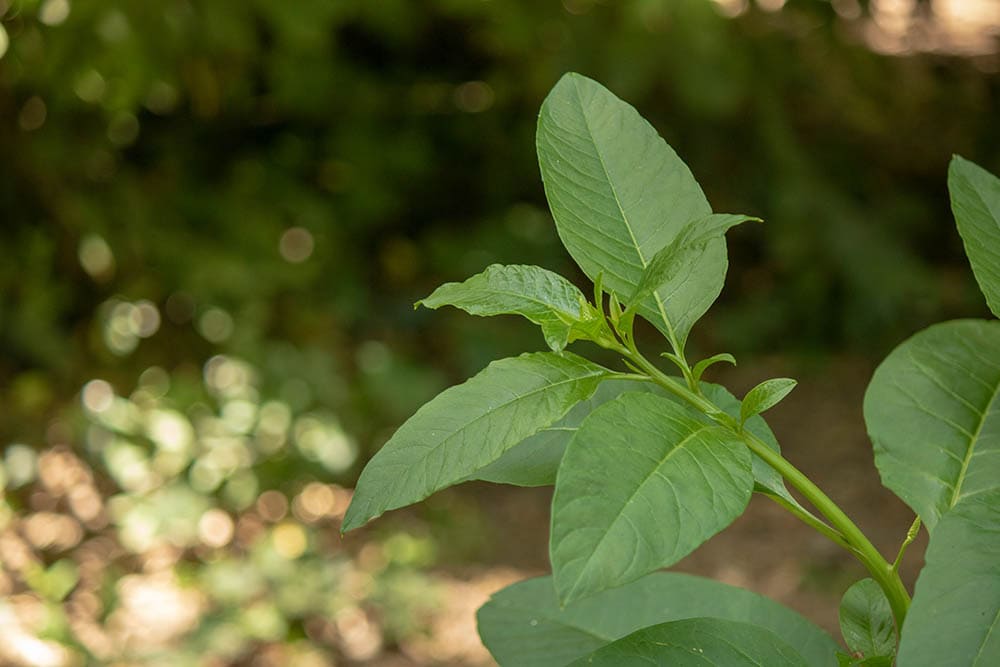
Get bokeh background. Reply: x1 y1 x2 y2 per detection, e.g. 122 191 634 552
1 0 998 665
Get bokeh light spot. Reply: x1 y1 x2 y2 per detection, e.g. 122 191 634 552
81 380 114 414
198 308 234 343
77 234 114 280
279 227 314 263
38 0 71 26
453 81 494 113
271 522 307 560
256 490 288 523
19 97 47 132
5 445 38 488
198 509 234 548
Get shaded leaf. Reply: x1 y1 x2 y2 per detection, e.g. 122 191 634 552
416 263 591 351
740 378 797 424
536 72 722 349
567 617 809 666
476 572 839 667
863 319 1000 531
692 353 737 383
550 392 752 603
949 156 1000 318
839 578 895 661
897 490 1000 666
342 352 612 531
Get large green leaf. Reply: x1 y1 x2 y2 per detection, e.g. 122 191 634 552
471 378 661 487
416 263 593 352
839 578 895 661
476 572 839 667
536 72 723 349
550 392 753 603
863 319 1000 531
567 617 809 666
949 156 1000 318
342 352 613 531
897 490 1000 666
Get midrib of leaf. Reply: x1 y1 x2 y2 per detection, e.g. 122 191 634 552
564 422 710 599
973 605 1000 666
950 378 1000 508
458 286 576 315
569 78 680 350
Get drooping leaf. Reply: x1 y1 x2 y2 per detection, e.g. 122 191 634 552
949 156 1000 318
740 378 797 424
476 572 839 667
630 214 760 309
416 264 593 352
536 72 724 349
839 579 895 661
550 392 753 603
692 353 737 383
897 490 1000 666
863 319 1000 531
471 378 660 487
342 352 613 531
567 617 809 667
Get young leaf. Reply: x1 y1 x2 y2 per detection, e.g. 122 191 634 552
949 156 1000 318
863 319 1000 531
550 392 753 604
341 352 613 531
692 353 737 383
476 572 839 667
536 73 724 349
470 378 660 487
838 579 895 661
629 214 760 309
740 378 797 424
896 490 1000 666
416 264 590 352
699 383 807 514
567 618 809 667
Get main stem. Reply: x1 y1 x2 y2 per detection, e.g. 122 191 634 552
620 344 911 630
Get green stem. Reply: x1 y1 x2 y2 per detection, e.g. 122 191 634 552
624 346 911 630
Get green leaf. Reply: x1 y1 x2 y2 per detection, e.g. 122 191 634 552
863 319 1000 531
692 353 737 383
839 579 895 661
471 378 659 487
476 572 839 667
897 490 1000 666
550 392 753 603
949 156 1000 318
567 617 809 666
740 378 797 424
630 214 760 309
416 264 592 352
536 73 723 349
342 352 613 531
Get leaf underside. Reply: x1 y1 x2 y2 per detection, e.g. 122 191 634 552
537 73 723 348
476 572 839 667
550 392 753 603
863 319 1000 531
342 351 612 531
417 263 589 351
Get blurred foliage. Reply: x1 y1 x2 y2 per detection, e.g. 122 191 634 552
0 0 998 664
